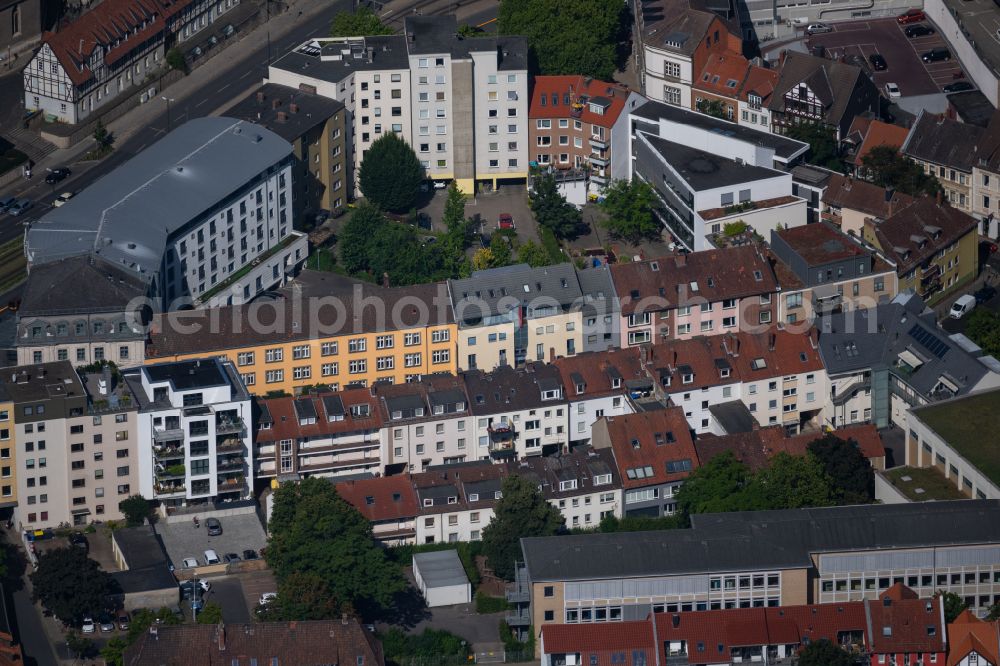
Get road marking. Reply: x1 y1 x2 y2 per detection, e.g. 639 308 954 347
195 98 209 108
240 71 252 79
219 83 230 91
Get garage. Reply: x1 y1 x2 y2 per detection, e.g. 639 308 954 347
412 550 471 608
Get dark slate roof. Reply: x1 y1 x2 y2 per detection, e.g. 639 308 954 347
902 110 984 171
463 363 565 415
639 0 740 56
948 90 996 128
143 358 227 391
111 565 177 594
221 83 345 143
402 15 528 69
269 35 411 83
19 255 148 317
769 52 864 128
522 500 1000 581
708 400 755 434
449 263 584 320
974 109 1000 172
637 132 786 190
112 525 170 570
871 197 978 275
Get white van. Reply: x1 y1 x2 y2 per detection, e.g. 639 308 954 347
204 549 221 565
950 294 977 319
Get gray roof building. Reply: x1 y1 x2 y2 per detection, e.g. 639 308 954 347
19 256 148 317
903 110 984 172
449 263 585 323
638 133 787 190
221 82 345 144
269 34 411 83
463 363 566 415
403 15 528 70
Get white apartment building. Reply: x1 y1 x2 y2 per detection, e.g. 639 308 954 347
125 358 253 508
25 118 308 311
553 348 647 446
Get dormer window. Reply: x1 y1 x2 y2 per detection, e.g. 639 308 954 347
720 368 730 378
447 496 458 504
682 373 694 384
415 407 425 417
423 498 433 507
593 473 611 486
433 405 444 415
469 493 479 502
541 389 560 400
576 383 585 394
611 378 622 389
495 491 502 499
752 358 767 370
392 410 402 420
559 479 578 491
631 438 640 449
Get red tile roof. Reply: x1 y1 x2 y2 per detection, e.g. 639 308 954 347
724 327 825 379
775 221 870 264
335 475 418 523
597 407 699 489
528 75 631 127
696 424 886 471
866 585 946 655
541 620 655 660
948 610 1000 666
255 388 383 444
850 120 910 167
552 346 645 400
740 65 779 104
694 51 750 99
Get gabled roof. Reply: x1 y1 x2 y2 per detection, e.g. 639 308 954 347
463 363 566 415
903 110 984 171
865 585 946 654
739 65 778 104
335 474 418 523
528 76 631 127
18 255 148 317
551 347 645 400
822 174 915 219
541 621 656 662
449 263 584 320
847 119 910 168
254 388 382 444
947 610 1000 666
513 447 622 499
872 197 978 275
976 109 1000 173
694 52 750 99
770 52 865 127
596 407 698 489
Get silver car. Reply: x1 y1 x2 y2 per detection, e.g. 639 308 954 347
807 23 833 34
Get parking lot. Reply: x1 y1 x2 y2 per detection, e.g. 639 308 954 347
156 513 267 570
806 17 968 97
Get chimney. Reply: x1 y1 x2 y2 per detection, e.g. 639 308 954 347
289 102 299 114
216 622 226 651
548 347 555 362
885 186 894 202
341 613 350 625
672 614 680 628
256 91 265 103
674 254 686 268
768 333 776 351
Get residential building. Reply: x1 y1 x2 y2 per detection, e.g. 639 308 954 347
903 111 982 213
973 108 1000 238
124 358 253 509
736 64 778 133
621 100 808 250
376 374 472 473
948 610 1000 666
222 83 349 222
25 118 308 310
2 361 139 531
413 461 504 544
23 0 239 124
610 247 780 343
691 50 749 121
539 619 656 666
15 256 148 367
769 221 899 325
510 501 1000 648
822 173 915 236
515 446 623 530
862 196 979 300
267 15 529 195
0 582 20 666
864 583 947 666
590 407 697 517
464 362 567 460
769 52 880 141
574 264 620 354
122 619 385 665
696 423 887 471
146 274 457 394
335 475 418 546
254 388 382 481
791 163 836 225
842 117 910 180
904 388 1000 502
817 294 1000 429
0 389 13 517
528 75 634 191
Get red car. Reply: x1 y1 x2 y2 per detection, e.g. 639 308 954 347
497 213 515 230
897 8 925 24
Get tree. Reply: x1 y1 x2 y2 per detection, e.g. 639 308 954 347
330 6 393 37
785 122 841 171
599 179 660 242
442 183 467 233
498 0 624 79
457 24 484 38
516 240 553 267
66 631 96 659
259 572 348 621
119 494 154 526
696 99 727 119
489 234 512 267
267 477 405 617
93 119 109 147
750 452 835 510
358 133 424 213
963 309 1000 358
987 601 1000 621
939 591 967 623
472 248 497 271
31 548 115 626
862 145 941 196
807 434 875 504
481 475 563 580
722 221 748 237
196 602 223 624
530 173 582 239
796 638 854 666
101 637 129 666
381 628 472 663
676 452 758 519
165 47 187 73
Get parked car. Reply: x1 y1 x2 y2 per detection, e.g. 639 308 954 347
204 549 220 565
922 48 952 62
44 167 70 184
974 286 997 304
206 518 222 536
242 549 259 561
180 580 211 598
905 24 935 37
497 213 515 230
259 592 278 606
69 532 88 551
52 192 74 207
223 552 241 563
81 616 96 634
182 557 199 568
99 614 116 633
949 294 977 319
0 196 15 213
884 82 901 99
117 613 131 630
869 53 888 71
897 8 926 23
806 22 833 34
944 81 974 93
7 199 32 216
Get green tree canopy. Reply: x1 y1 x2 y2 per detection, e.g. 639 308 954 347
358 133 424 213
796 638 854 666
696 99 727 119
599 179 660 242
118 494 154 526
862 145 941 196
751 452 835 509
516 239 553 267
498 0 625 79
330 7 393 37
196 602 223 624
258 572 349 621
676 452 757 518
807 434 875 504
785 122 841 171
530 173 582 239
962 308 1000 358
481 475 563 580
939 591 968 623
31 548 115 626
266 477 405 617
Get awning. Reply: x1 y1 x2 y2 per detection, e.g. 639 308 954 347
71 508 91 516
936 374 960 393
812 283 842 300
898 349 924 369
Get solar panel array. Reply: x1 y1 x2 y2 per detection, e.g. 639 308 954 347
908 324 949 359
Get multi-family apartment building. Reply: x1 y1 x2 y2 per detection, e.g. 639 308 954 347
618 100 808 250
449 263 617 371
413 461 505 544
2 361 140 531
769 221 899 325
736 65 777 133
842 117 909 180
973 110 1000 239
267 15 528 194
903 111 982 214
818 294 1000 429
862 197 979 301
254 387 381 481
23 0 238 123
26 118 308 310
528 76 636 192
124 358 253 509
223 83 349 221
609 247 779 344
511 501 1000 648
0 389 14 517
691 51 748 122
335 474 418 546
15 256 148 367
769 52 879 141
821 173 915 236
146 274 457 394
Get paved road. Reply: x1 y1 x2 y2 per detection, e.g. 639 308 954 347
11 587 58 666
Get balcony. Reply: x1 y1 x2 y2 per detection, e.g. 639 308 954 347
217 437 244 452
589 136 608 150
215 416 245 435
589 153 609 167
155 464 186 481
216 476 246 493
505 608 531 626
506 562 530 602
154 482 185 497
216 456 244 472
153 444 185 460
153 426 184 442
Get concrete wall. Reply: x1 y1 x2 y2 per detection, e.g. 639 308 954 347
925 0 1000 106
874 471 911 503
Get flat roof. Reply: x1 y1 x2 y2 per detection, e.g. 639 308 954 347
521 500 1000 581
26 118 292 277
882 466 967 502
143 358 228 391
638 132 785 190
912 388 1000 487
221 83 345 143
413 549 469 588
112 525 170 570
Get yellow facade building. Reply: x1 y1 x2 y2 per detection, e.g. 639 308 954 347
0 396 15 510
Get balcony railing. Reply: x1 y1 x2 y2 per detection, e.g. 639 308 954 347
154 482 185 497
589 136 608 149
153 426 184 442
505 608 531 626
217 437 244 452
217 457 244 472
488 423 516 441
216 476 246 493
153 444 185 460
215 416 245 435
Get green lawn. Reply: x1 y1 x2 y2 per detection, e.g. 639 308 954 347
883 466 966 501
914 391 1000 487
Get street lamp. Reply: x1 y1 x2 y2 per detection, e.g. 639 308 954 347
162 96 175 132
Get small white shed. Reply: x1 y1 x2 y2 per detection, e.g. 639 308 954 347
412 550 471 607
